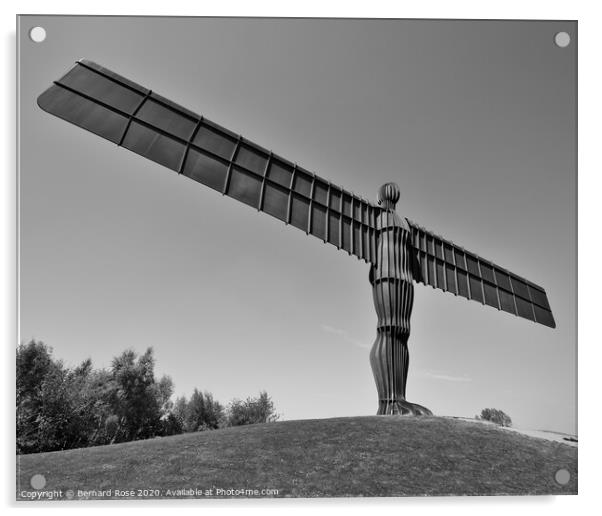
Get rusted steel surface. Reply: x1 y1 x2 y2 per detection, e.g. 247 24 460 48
369 183 432 415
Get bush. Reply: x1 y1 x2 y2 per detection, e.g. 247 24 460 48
476 408 512 427
226 391 279 427
175 389 224 432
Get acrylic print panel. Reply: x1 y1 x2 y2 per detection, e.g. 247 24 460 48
17 16 577 500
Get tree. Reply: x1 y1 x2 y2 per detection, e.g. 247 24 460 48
159 412 183 436
16 340 122 453
172 395 188 430
77 368 119 446
155 375 174 413
201 391 225 430
226 391 279 427
180 389 224 432
16 340 70 453
476 408 512 427
110 348 163 442
16 340 57 403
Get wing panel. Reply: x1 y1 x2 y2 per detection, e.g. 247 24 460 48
121 120 186 170
261 181 289 222
61 61 145 114
182 148 228 192
445 264 457 295
310 204 327 241
137 97 197 141
228 167 262 208
457 270 469 298
193 124 237 160
37 84 129 144
290 195 310 232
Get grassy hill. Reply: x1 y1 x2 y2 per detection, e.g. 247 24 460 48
16 416 577 499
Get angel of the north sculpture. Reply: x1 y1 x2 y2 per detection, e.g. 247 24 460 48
37 60 556 416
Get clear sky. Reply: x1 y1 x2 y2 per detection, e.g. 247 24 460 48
18 16 576 434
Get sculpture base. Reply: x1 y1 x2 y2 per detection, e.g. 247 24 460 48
376 399 432 416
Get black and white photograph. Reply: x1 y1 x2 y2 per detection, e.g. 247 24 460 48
16 15 577 501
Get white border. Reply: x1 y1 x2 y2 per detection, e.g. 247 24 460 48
3 1 599 515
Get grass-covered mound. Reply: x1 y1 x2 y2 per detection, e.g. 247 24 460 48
17 416 577 499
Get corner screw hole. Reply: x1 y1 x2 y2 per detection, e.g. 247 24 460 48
29 26 46 43
554 32 570 48
30 474 46 490
555 468 570 485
